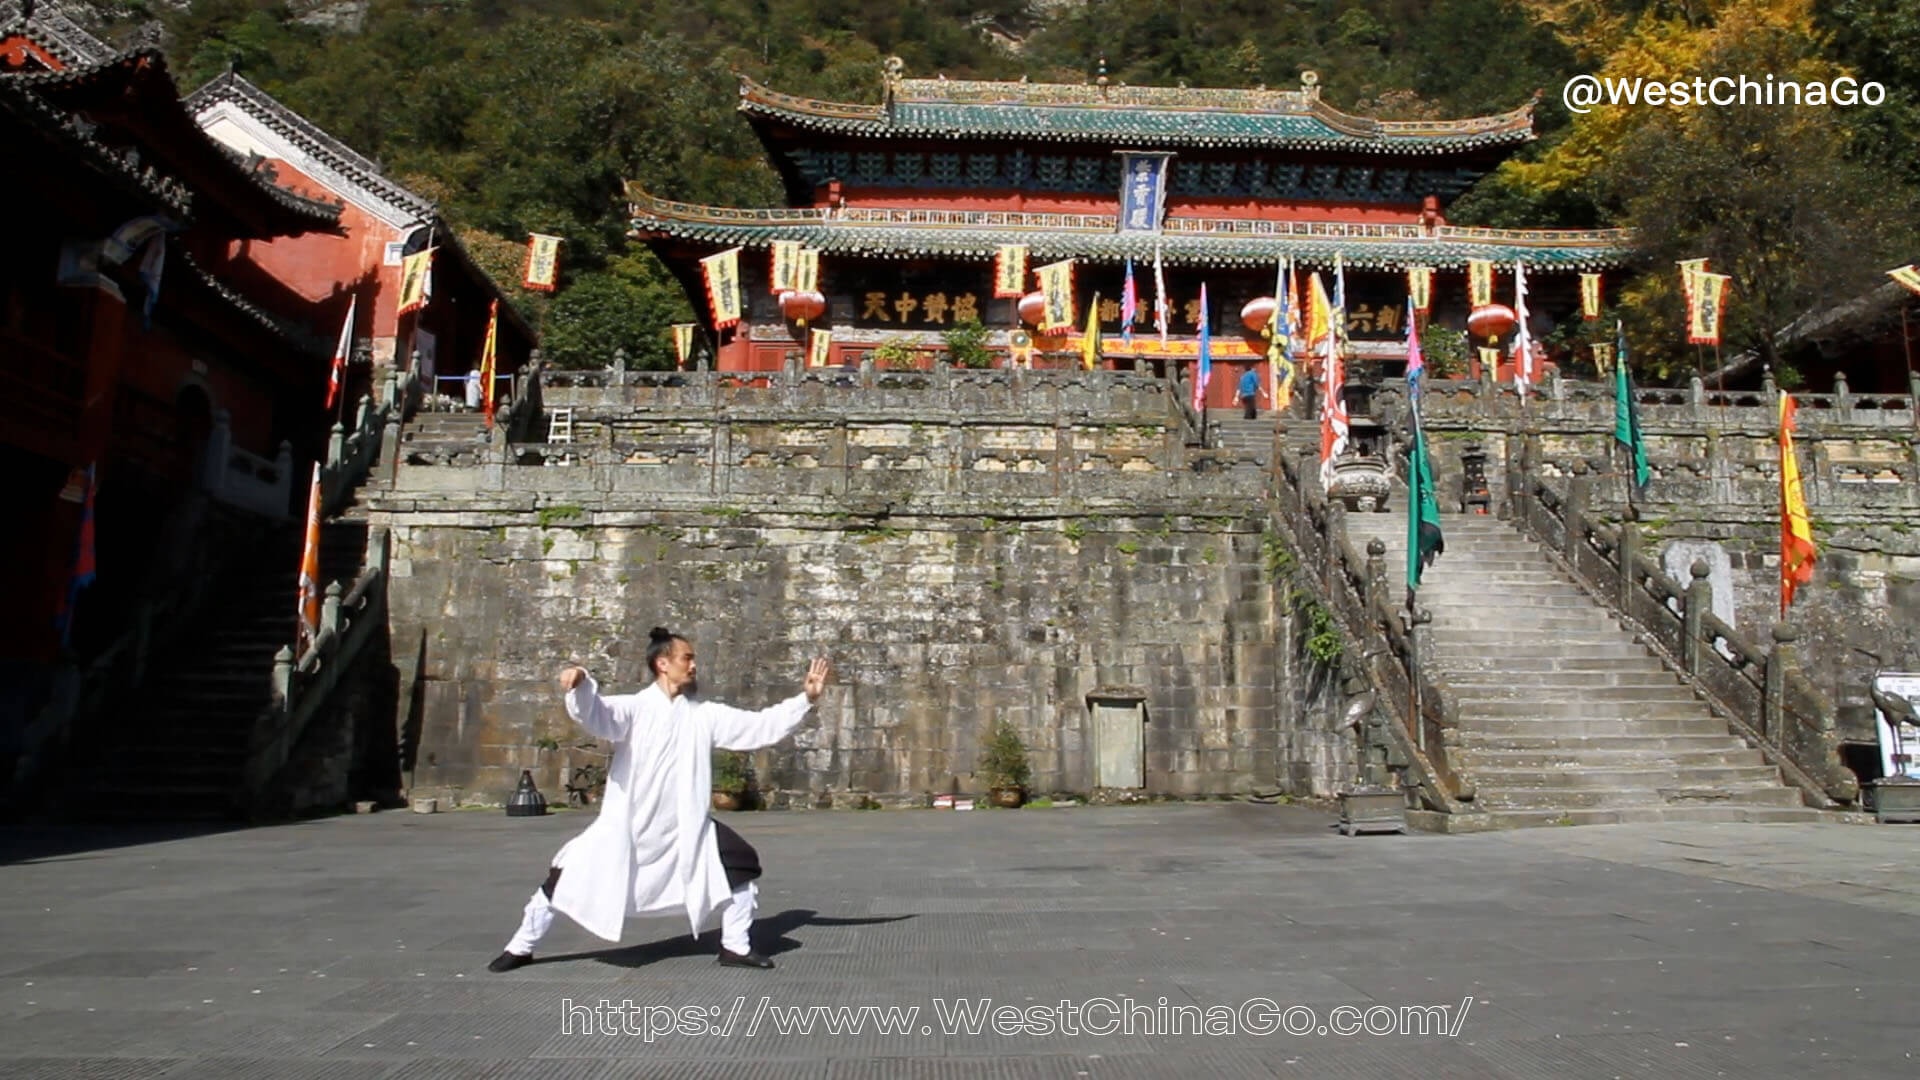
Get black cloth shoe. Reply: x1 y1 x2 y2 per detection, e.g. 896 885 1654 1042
488 951 533 973
717 947 774 969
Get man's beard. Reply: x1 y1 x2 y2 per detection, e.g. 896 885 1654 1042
683 676 698 697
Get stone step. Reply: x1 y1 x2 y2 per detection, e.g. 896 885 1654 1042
1437 655 1673 673
1464 764 1785 789
1433 632 1646 647
1454 700 1710 722
1452 684 1698 704
1445 670 1683 688
1426 804 1826 829
1463 715 1731 737
1427 614 1621 632
1454 747 1766 769
1453 733 1748 752
1474 785 1806 811
1417 592 1594 607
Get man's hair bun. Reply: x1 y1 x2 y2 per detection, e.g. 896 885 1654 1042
649 627 674 643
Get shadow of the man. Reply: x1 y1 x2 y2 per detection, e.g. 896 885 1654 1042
540 908 916 969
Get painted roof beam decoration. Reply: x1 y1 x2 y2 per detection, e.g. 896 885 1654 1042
627 184 1632 272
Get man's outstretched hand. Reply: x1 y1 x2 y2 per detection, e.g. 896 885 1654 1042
803 657 832 703
559 666 586 692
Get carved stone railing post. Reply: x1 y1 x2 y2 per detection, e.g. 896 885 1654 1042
321 580 343 637
1324 498 1348 595
1616 513 1641 612
328 421 346 468
272 645 293 709
1764 622 1797 746
1682 560 1711 676
1833 370 1853 420
1501 431 1523 519
1364 539 1387 612
1565 460 1591 559
611 347 627 385
1404 605 1433 753
1688 374 1706 416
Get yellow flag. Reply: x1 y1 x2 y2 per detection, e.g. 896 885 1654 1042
522 234 561 292
479 299 498 429
671 323 695 370
1888 264 1920 297
1778 393 1816 616
1687 272 1730 345
700 248 743 329
1306 273 1331 349
1080 292 1102 370
397 247 435 315
1590 341 1614 376
1467 259 1492 308
1035 258 1075 331
1407 266 1433 313
1478 346 1501 377
1580 273 1602 320
994 245 1028 298
808 328 832 368
795 248 820 293
771 241 802 293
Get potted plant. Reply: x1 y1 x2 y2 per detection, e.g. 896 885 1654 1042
711 749 750 811
978 717 1031 808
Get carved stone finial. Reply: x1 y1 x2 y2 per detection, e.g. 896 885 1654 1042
1571 459 1589 476
1367 539 1386 557
1690 559 1710 580
1773 623 1799 643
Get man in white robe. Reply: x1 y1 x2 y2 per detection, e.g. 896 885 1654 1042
489 628 830 971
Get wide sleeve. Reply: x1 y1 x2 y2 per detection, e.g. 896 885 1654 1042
701 693 815 751
564 672 632 742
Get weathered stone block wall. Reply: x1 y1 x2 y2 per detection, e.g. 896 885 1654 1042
383 506 1279 807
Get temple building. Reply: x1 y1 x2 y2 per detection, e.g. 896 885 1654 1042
0 42 344 680
629 61 1632 405
188 70 536 400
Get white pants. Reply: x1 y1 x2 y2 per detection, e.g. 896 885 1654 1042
503 880 758 956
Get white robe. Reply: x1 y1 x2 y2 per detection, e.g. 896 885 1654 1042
550 674 814 942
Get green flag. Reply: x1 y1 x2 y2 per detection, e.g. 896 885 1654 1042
1611 322 1650 491
1407 405 1444 588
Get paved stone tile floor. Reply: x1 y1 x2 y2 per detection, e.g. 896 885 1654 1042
1 804 1916 1079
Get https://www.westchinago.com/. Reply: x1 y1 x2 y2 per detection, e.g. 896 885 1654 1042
558 995 1473 1042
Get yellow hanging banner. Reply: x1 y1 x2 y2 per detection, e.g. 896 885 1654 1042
794 248 820 294
1687 272 1730 345
397 247 435 316
994 245 1029 298
1580 273 1603 320
770 241 802 293
807 328 832 368
671 323 695 369
700 247 744 329
1677 258 1710 304
522 234 562 291
1590 341 1614 376
1035 258 1075 331
1407 266 1433 314
1887 264 1920 297
1467 259 1492 308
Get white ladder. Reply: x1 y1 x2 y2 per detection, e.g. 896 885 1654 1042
547 408 574 444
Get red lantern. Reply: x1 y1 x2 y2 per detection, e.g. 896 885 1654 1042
779 290 826 323
1467 303 1517 341
1241 296 1277 334
1018 291 1047 328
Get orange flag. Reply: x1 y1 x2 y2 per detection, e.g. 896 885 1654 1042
480 300 499 429
1778 393 1816 616
295 463 322 652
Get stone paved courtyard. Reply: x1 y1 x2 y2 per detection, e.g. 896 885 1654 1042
1 803 1916 1079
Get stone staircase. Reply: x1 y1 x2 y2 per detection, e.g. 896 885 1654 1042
54 520 368 820
1205 410 1274 467
1344 511 1822 827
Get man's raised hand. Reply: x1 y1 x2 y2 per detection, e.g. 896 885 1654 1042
803 657 832 703
558 666 586 692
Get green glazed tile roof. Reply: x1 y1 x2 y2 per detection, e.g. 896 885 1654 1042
739 76 1536 154
627 187 1632 272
